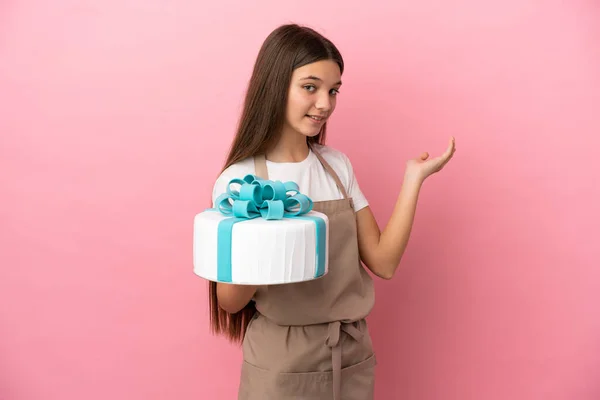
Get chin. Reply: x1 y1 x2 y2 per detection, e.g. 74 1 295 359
304 129 322 138
300 124 324 138
292 126 321 138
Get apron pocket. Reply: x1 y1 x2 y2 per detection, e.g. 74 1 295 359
238 354 376 400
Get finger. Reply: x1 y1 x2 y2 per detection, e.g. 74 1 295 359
445 136 455 156
421 152 429 160
439 137 455 161
439 147 456 168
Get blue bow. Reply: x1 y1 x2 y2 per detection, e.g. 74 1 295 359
209 174 326 283
214 174 313 220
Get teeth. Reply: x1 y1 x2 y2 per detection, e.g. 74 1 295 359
310 116 322 121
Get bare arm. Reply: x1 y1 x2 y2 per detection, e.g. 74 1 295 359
216 283 258 314
356 176 422 279
357 137 456 280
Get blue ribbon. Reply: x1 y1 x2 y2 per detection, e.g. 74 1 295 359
209 174 326 282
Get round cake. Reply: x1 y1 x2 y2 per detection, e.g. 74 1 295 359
193 210 329 285
193 174 329 285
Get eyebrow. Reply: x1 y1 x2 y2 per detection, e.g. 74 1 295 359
300 75 342 85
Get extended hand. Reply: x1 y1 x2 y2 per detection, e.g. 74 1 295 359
406 136 456 182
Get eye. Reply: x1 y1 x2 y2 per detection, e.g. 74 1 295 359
303 84 316 92
330 88 340 96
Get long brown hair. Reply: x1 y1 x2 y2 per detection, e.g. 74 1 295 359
209 24 344 343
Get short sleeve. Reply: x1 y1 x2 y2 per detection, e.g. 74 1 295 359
342 154 369 212
211 172 232 208
211 157 255 207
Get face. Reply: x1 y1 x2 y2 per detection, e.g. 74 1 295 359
283 60 342 138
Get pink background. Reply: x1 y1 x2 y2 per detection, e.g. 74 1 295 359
2 1 599 399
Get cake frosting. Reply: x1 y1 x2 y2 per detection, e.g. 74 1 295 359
193 174 329 285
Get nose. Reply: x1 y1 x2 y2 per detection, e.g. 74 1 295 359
315 91 332 113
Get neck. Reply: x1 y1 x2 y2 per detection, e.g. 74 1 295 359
266 126 311 163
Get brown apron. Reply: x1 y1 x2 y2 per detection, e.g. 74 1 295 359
238 144 377 400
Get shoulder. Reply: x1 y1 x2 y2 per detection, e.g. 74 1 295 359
211 157 255 205
312 143 369 212
312 144 355 175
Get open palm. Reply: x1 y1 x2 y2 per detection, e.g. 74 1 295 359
406 137 456 181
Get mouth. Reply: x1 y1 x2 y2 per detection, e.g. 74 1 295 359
306 115 326 123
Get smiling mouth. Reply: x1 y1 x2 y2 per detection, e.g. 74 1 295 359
307 115 325 122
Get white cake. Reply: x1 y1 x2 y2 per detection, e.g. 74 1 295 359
193 174 329 285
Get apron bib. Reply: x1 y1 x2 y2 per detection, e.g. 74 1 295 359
238 144 376 400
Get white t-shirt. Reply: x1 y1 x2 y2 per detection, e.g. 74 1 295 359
212 144 369 212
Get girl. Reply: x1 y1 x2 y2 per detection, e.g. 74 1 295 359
208 24 455 400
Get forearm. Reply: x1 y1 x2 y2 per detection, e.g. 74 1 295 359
216 283 258 314
376 175 423 277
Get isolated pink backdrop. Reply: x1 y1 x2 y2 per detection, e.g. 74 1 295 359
1 1 599 399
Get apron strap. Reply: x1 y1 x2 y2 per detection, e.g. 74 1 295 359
253 153 268 180
308 142 349 200
252 143 349 200
326 321 364 400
